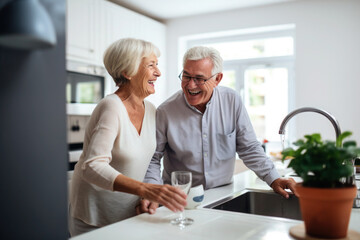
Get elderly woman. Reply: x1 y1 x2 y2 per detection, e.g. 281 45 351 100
69 38 187 236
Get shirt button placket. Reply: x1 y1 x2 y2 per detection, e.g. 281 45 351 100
202 115 209 187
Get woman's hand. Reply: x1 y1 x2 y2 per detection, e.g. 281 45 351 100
138 183 187 213
112 174 187 214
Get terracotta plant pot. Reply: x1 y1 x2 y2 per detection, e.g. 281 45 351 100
295 183 357 239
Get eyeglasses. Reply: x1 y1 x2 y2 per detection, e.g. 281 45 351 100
178 71 218 85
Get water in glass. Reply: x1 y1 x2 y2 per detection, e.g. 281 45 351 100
170 171 194 228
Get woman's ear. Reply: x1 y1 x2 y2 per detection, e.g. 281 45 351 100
122 73 132 80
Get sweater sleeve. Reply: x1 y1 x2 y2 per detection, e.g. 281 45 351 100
80 101 121 191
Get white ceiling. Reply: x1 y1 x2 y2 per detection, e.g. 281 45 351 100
110 0 297 22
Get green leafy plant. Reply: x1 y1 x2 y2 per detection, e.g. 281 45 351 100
282 131 360 188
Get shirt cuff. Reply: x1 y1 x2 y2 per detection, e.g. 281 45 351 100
263 168 281 186
144 178 163 185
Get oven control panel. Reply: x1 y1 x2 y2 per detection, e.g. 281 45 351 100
67 115 90 144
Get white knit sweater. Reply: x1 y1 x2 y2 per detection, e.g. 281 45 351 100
69 94 156 227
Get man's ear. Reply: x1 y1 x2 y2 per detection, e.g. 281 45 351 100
214 73 223 86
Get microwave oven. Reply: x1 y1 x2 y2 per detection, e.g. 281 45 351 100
66 61 106 104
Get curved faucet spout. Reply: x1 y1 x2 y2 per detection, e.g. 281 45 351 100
278 107 341 139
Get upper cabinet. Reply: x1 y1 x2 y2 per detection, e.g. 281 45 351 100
66 0 102 64
99 1 167 103
66 0 166 69
100 1 166 54
66 0 167 108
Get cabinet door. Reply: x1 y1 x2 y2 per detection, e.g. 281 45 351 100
100 1 166 104
67 0 100 64
100 1 135 52
100 1 165 59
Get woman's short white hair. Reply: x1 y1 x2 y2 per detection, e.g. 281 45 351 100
103 38 160 87
183 46 223 74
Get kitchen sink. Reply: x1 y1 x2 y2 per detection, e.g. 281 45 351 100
204 190 302 220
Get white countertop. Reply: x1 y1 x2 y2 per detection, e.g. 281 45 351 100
71 171 360 240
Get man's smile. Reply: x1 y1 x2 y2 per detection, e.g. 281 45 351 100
187 89 201 96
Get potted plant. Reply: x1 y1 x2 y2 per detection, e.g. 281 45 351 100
282 131 360 239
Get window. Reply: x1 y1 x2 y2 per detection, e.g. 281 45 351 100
243 67 289 142
184 25 295 147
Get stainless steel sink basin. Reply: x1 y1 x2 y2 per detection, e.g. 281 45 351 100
204 190 302 220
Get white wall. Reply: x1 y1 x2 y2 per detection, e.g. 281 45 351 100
165 0 360 143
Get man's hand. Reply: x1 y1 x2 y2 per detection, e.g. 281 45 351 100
136 199 159 215
270 178 297 198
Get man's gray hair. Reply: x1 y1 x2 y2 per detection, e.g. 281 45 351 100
183 46 223 74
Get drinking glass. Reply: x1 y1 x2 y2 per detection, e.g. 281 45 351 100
170 171 194 227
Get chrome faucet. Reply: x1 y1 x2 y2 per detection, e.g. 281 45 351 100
278 107 341 140
279 107 358 188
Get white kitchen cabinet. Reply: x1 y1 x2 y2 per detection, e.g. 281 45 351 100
67 0 167 106
100 1 165 49
99 0 167 100
98 1 167 105
67 0 166 68
66 0 102 65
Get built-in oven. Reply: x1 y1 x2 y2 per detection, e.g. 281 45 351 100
66 60 106 104
66 61 107 170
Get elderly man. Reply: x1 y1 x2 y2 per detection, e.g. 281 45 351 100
137 46 295 215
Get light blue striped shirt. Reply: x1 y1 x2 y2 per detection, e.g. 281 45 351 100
144 86 280 189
